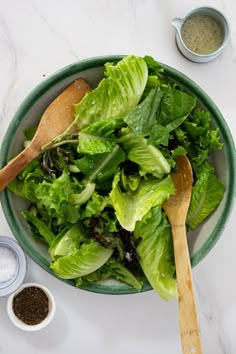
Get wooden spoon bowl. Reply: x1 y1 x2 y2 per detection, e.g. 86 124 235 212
0 79 91 191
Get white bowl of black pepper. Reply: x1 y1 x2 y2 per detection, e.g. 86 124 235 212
7 282 56 331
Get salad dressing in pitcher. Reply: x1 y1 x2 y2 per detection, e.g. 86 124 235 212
181 14 224 55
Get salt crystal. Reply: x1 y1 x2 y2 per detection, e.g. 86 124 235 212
0 246 17 283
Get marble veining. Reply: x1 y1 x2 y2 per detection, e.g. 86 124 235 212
0 17 18 140
31 3 80 62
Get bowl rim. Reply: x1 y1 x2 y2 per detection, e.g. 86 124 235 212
0 55 235 294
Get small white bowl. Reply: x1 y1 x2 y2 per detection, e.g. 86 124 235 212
7 282 56 331
0 236 27 297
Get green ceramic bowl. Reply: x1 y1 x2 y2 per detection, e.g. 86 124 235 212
0 56 235 294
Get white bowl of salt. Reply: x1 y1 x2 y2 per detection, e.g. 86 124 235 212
0 236 27 297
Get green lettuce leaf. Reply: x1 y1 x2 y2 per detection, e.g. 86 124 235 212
74 55 148 129
75 268 111 287
49 223 87 259
174 109 223 174
187 166 225 229
119 128 170 178
33 171 85 224
144 56 164 75
74 145 126 188
82 193 109 219
77 117 125 154
110 172 175 231
102 258 143 290
134 206 177 300
121 169 140 192
22 210 56 246
124 87 163 136
78 132 116 154
8 159 46 202
147 124 169 146
81 116 125 136
158 87 197 126
51 241 113 279
70 182 95 205
75 258 143 290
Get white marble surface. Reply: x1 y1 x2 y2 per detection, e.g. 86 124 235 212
0 0 236 353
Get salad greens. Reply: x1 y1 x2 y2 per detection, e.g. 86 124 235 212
8 55 224 300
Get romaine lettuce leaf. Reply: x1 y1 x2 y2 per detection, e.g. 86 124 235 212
119 128 170 178
74 55 148 129
121 169 140 192
134 206 177 300
50 241 113 279
77 117 125 154
70 182 95 205
78 132 116 154
49 223 87 258
82 116 125 136
110 172 175 231
75 258 143 290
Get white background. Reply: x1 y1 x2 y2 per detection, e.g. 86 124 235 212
0 1 235 353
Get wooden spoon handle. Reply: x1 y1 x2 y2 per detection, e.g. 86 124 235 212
0 145 39 192
171 224 203 354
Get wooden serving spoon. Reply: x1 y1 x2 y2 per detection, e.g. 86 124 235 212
163 155 203 354
0 78 91 192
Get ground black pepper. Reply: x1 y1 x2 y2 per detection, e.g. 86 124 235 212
12 286 49 325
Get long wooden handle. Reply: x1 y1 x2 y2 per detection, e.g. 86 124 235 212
172 224 203 354
0 145 39 192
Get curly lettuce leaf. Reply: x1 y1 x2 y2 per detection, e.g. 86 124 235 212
8 159 47 202
134 205 177 300
74 55 148 129
33 171 89 224
82 192 109 219
174 109 223 174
